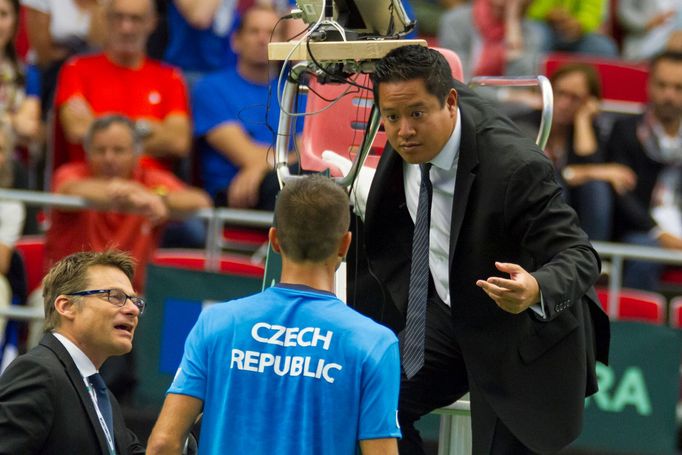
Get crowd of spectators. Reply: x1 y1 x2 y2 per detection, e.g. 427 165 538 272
0 0 681 315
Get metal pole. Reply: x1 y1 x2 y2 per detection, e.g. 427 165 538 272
468 75 554 150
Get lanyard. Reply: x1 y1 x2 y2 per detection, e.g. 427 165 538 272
87 383 117 455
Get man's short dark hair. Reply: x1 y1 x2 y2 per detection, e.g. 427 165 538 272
234 4 278 34
83 114 141 154
274 175 350 262
650 50 682 72
372 45 453 107
550 63 602 99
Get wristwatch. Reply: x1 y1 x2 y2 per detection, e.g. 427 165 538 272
134 119 153 139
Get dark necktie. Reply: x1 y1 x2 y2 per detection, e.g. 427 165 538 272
89 373 114 443
401 163 433 379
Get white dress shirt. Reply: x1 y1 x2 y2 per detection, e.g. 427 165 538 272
403 110 461 307
402 110 546 316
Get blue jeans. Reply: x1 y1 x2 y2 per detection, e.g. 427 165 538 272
621 231 665 292
567 180 613 241
161 217 207 249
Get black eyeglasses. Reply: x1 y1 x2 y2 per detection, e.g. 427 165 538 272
67 289 146 315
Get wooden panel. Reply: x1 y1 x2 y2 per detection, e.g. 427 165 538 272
268 39 427 61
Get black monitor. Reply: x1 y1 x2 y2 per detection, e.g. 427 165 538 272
296 0 413 38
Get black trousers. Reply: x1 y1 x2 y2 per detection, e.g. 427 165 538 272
397 295 539 455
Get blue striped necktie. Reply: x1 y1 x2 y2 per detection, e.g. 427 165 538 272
401 163 433 379
89 373 114 444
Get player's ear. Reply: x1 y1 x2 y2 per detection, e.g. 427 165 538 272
338 232 352 258
269 227 282 254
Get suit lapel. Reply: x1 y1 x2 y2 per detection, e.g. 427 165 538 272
448 106 479 268
41 334 112 454
366 145 407 229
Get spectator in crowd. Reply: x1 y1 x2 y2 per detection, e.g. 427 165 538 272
165 0 296 88
439 0 542 81
192 4 301 210
0 0 40 143
55 0 190 174
607 51 682 291
515 63 636 240
0 123 24 338
147 175 401 455
21 0 107 115
44 114 210 292
0 250 146 454
527 0 619 57
617 0 682 62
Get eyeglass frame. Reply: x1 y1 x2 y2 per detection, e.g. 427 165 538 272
66 288 146 315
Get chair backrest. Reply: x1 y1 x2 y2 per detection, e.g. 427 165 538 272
298 47 464 174
13 236 46 295
596 287 666 324
151 249 265 278
542 52 649 113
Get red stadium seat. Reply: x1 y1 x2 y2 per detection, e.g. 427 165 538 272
13 236 46 294
595 287 666 324
542 53 648 113
298 47 464 174
660 267 682 289
222 227 269 254
151 249 265 278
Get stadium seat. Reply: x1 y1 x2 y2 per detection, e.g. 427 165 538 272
660 267 682 290
13 236 45 295
298 46 464 174
222 226 269 255
542 53 648 113
669 296 682 329
151 249 265 278
595 287 666 324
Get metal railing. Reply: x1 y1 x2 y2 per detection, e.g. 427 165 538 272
0 188 273 275
592 241 682 319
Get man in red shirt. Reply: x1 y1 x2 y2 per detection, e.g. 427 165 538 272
45 114 210 290
54 0 190 173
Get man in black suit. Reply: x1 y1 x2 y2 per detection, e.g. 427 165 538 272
0 250 145 454
345 45 610 454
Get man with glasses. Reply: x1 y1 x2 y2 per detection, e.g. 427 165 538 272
0 250 146 454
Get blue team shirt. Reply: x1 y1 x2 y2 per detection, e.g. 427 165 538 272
169 285 401 454
164 1 237 73
164 0 297 73
192 67 304 198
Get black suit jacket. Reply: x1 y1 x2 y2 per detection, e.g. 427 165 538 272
606 114 664 238
0 333 144 455
360 82 610 453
